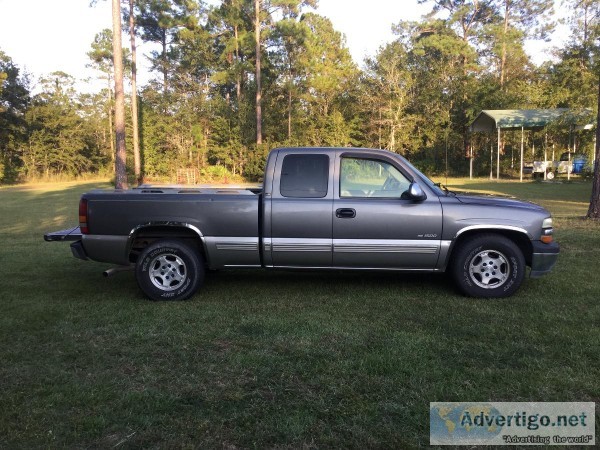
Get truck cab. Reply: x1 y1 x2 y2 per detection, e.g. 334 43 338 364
262 148 443 270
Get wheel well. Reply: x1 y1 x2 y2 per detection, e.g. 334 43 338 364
128 226 207 265
448 230 533 268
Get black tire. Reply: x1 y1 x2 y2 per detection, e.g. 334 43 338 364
135 239 204 301
451 234 525 298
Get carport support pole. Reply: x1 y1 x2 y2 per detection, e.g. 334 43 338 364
544 132 548 181
568 125 572 181
469 145 473 180
520 126 524 182
497 127 501 180
490 139 493 180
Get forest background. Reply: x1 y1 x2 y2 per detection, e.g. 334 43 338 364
0 0 598 185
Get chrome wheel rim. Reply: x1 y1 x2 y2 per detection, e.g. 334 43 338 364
468 250 509 289
148 254 187 291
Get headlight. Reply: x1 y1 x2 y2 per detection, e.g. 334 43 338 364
541 217 553 243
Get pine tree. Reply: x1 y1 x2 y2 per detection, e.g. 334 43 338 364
112 0 128 189
128 0 142 184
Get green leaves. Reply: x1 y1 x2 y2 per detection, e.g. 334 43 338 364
24 72 100 178
1 0 597 184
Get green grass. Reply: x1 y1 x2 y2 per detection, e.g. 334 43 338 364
1 178 599 448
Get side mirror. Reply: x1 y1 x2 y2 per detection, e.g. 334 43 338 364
408 182 427 202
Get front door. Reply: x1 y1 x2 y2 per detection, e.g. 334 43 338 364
333 153 443 269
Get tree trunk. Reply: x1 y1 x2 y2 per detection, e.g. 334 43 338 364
162 31 168 94
129 0 141 185
107 76 115 162
112 0 128 189
586 76 600 218
234 24 241 101
288 80 292 141
254 0 262 145
500 0 509 87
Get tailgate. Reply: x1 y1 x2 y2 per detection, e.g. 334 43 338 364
44 226 83 242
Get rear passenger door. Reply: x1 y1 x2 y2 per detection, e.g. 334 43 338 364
267 150 334 267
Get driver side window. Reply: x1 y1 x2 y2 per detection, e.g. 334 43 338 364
340 157 411 198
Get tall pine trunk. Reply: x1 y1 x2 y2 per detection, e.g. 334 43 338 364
500 0 509 88
586 76 600 218
107 76 114 162
162 31 168 94
234 24 242 101
255 0 262 145
129 0 141 185
288 82 292 140
112 0 128 189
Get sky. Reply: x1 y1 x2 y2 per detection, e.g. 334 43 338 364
0 0 566 93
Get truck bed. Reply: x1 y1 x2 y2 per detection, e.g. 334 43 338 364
84 186 262 237
65 185 263 268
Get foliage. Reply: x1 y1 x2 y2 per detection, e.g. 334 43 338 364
0 50 30 182
24 73 107 178
0 0 598 184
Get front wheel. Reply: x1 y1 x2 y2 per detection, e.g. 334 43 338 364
451 234 525 298
135 239 204 301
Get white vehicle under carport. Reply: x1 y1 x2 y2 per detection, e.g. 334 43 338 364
525 152 588 180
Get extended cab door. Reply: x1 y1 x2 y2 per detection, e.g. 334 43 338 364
332 151 443 269
265 149 334 267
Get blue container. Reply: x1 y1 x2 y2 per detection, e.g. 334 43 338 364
572 158 586 174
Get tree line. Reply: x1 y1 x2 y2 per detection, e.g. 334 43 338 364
1 0 598 186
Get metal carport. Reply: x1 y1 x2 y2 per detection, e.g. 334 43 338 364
470 109 589 181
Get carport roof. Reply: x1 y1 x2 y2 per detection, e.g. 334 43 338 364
470 108 576 132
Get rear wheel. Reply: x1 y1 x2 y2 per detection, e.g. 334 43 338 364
451 234 525 298
135 239 204 301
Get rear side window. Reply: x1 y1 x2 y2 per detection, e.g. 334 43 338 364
280 154 329 198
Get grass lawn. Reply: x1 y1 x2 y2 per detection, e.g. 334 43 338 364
1 178 598 448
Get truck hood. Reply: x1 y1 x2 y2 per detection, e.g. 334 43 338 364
454 193 546 212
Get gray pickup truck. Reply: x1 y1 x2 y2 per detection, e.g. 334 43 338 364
45 147 559 300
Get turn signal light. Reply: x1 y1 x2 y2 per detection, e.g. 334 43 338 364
541 235 553 244
79 198 89 234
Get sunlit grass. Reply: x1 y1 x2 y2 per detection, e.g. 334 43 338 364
0 178 111 192
0 179 598 448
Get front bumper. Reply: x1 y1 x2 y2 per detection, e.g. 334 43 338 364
530 240 560 278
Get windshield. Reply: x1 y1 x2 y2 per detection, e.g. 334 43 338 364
396 155 445 196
